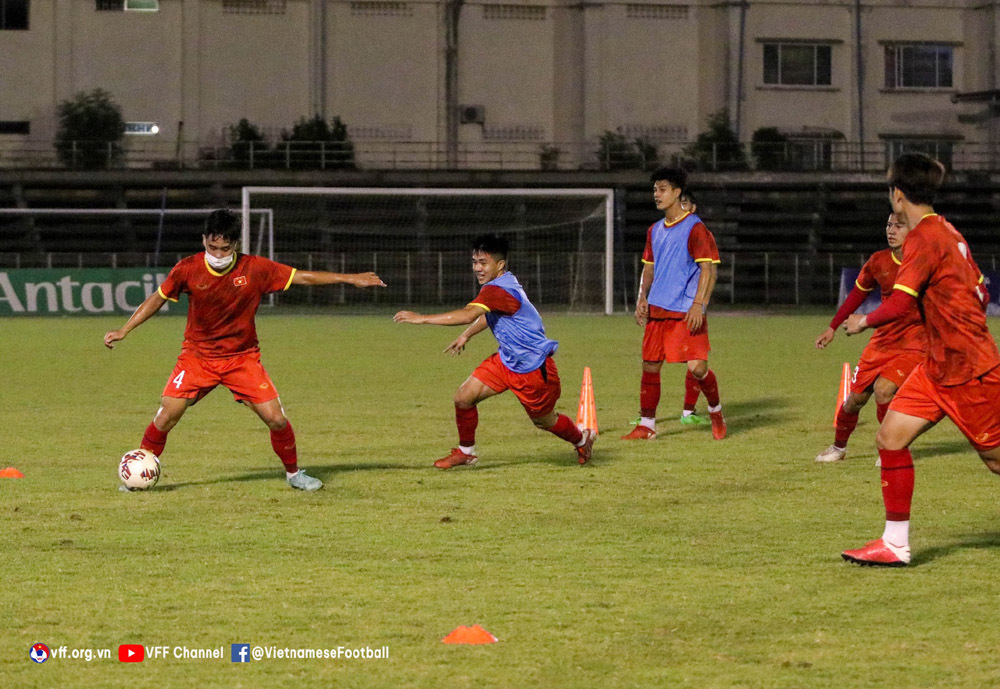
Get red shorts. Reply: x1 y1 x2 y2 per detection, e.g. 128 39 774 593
889 363 1000 451
642 317 710 363
850 347 924 396
472 353 561 418
162 350 279 405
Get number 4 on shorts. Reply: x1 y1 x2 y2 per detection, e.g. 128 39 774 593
173 370 186 389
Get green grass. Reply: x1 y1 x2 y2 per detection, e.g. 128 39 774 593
3 312 1000 688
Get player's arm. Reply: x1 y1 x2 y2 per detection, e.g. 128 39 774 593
291 270 385 288
635 262 654 326
844 289 916 335
818 284 871 348
103 291 167 349
393 304 483 326
685 261 716 332
444 314 490 355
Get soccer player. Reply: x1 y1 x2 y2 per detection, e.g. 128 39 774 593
393 234 595 468
103 209 386 491
840 153 998 566
622 167 726 441
812 213 926 463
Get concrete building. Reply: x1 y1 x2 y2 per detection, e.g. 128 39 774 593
0 0 998 169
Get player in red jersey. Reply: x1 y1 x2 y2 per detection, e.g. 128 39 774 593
813 213 926 463
622 169 726 441
840 153 998 566
103 210 385 491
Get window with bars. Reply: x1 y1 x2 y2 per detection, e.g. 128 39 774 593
483 5 545 20
886 139 954 168
625 4 687 20
0 121 30 134
1 0 28 27
223 0 286 13
884 44 953 89
763 43 832 86
350 1 412 16
96 0 158 10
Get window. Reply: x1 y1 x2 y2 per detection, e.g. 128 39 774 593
96 0 158 11
483 5 545 20
763 43 831 86
885 44 952 89
1 0 29 29
0 121 30 135
625 4 688 20
886 139 954 169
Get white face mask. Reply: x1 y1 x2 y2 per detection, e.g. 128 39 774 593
206 253 234 270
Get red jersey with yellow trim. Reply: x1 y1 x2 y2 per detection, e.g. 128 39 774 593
157 253 296 359
856 248 926 354
641 214 720 319
893 214 999 385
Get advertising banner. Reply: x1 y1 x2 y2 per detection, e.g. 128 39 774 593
0 269 187 316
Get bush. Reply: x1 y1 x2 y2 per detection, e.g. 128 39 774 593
595 130 660 171
751 127 791 171
54 89 126 170
684 109 748 171
277 115 355 170
228 118 270 167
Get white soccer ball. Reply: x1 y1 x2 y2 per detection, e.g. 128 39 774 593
118 449 161 491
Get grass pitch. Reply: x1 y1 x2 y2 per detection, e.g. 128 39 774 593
3 312 1000 688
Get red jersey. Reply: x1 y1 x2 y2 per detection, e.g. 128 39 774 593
856 248 926 354
892 214 1000 385
641 217 720 319
157 253 296 359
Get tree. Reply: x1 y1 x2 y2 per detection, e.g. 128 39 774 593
684 109 748 171
595 130 659 171
278 115 355 169
54 89 126 169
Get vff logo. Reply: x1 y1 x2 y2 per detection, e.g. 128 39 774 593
231 644 251 663
29 643 50 663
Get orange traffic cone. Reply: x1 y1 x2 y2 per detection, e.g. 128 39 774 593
0 467 24 478
834 362 851 427
576 366 598 434
442 624 498 644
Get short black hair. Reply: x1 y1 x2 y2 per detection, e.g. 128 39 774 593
471 234 509 262
887 153 946 206
650 166 688 192
204 209 241 242
680 190 697 206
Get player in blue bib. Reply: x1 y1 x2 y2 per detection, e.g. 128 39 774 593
394 234 595 468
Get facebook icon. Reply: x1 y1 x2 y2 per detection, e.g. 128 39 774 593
231 644 251 663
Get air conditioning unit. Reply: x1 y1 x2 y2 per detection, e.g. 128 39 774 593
459 105 486 125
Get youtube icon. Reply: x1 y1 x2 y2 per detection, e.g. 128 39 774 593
118 644 144 662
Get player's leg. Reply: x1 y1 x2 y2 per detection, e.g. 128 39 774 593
435 357 504 469
244 397 321 491
842 409 936 567
141 396 192 456
872 376 900 424
623 358 663 440
817 388 871 463
688 358 726 439
519 358 594 464
681 361 708 426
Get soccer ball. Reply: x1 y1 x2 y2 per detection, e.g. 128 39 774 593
118 449 161 491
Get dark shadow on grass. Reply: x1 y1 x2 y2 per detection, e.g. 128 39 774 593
911 531 1000 566
153 462 424 490
911 439 974 460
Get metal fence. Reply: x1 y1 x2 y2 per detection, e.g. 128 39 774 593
3 138 1000 172
5 249 997 308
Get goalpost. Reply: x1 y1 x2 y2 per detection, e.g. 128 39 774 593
241 187 616 314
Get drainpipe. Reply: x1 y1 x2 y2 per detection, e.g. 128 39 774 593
444 0 464 168
734 1 747 140
855 0 865 171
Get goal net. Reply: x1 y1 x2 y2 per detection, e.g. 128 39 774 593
241 187 615 314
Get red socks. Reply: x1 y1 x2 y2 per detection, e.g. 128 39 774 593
876 403 889 424
697 369 721 408
640 371 661 418
270 421 298 473
141 422 168 457
456 405 478 447
545 413 584 446
683 371 700 411
879 448 914 521
834 408 859 448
